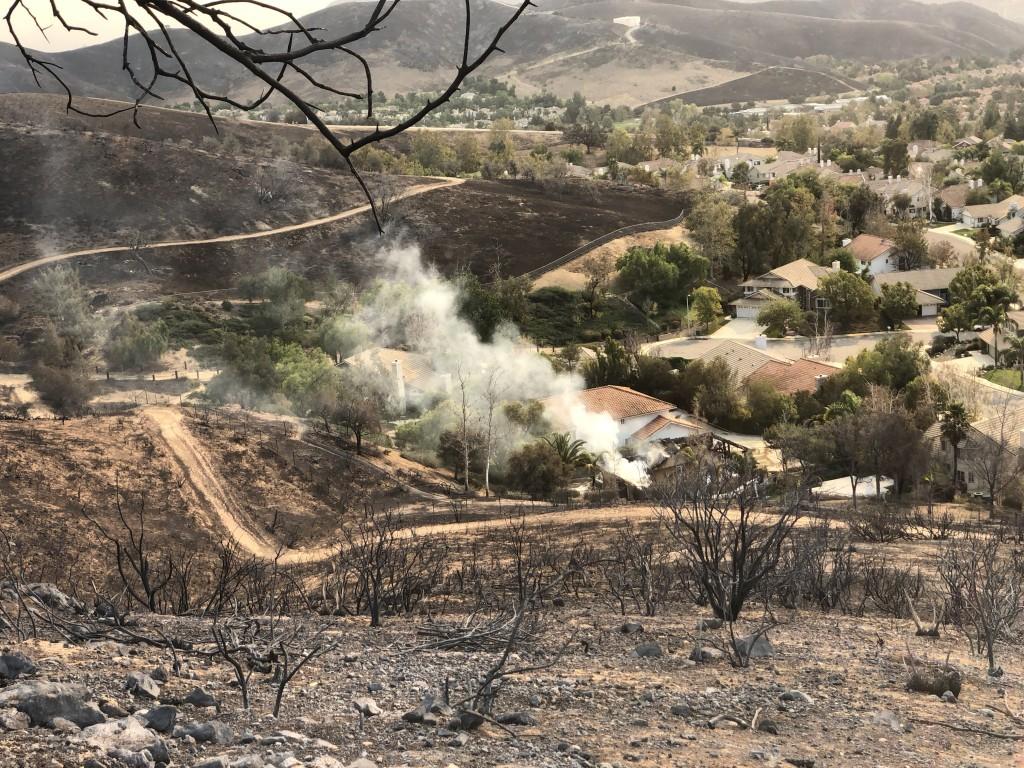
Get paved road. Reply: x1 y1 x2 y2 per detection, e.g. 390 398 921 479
646 321 942 364
0 179 463 286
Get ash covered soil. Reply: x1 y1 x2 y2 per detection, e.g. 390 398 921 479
0 600 1021 768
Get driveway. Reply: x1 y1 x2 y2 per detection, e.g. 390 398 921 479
710 317 764 339
925 225 977 261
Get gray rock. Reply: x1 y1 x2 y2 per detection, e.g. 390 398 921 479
352 697 382 717
449 709 485 731
184 687 217 708
173 719 233 744
733 633 776 659
0 680 106 727
79 717 169 764
402 695 434 724
23 583 83 613
229 756 265 768
689 647 723 663
697 618 724 631
871 710 904 733
779 690 813 704
149 666 170 684
99 699 130 718
125 672 160 701
51 716 81 734
346 760 378 768
941 690 958 704
367 682 385 692
141 704 177 733
450 731 470 747
496 711 537 726
620 622 644 635
193 759 229 768
0 651 37 681
670 704 692 717
0 707 30 731
528 694 543 707
784 759 816 768
633 642 663 658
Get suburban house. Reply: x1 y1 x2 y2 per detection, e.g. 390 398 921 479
932 405 1024 496
736 258 834 314
343 347 439 413
541 385 707 451
953 136 984 150
718 152 767 179
938 184 970 222
846 233 898 275
871 268 959 317
866 176 930 217
747 150 815 185
961 194 1024 230
693 339 837 394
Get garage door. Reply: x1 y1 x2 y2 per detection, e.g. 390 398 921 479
735 305 759 319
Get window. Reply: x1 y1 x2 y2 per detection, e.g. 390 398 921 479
968 472 975 484
816 297 831 309
940 439 946 451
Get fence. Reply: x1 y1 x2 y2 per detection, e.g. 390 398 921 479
521 207 687 280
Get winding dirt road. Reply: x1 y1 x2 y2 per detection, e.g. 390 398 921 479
145 405 661 565
0 178 463 286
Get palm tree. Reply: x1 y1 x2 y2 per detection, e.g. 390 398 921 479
940 402 971 496
978 304 1009 366
544 433 593 470
1007 333 1024 389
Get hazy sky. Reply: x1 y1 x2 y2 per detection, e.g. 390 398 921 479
1 1 340 51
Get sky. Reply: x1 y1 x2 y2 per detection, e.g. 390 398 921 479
1 1 341 51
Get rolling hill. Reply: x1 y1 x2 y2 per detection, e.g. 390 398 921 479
0 0 1021 107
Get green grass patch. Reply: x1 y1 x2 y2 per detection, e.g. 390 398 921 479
953 229 976 238
520 288 658 346
984 368 1022 389
135 300 253 350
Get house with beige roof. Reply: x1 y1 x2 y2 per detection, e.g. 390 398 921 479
540 385 707 450
938 183 970 221
962 194 1024 229
344 347 440 413
693 339 837 394
871 268 958 317
846 233 897 276
737 258 835 314
932 403 1024 497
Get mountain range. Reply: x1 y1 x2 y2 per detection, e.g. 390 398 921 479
0 0 1020 107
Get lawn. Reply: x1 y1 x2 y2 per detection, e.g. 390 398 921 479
984 368 1022 389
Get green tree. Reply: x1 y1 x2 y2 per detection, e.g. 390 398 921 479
819 271 876 330
847 334 929 391
691 286 722 332
938 302 972 341
31 266 97 350
686 196 736 278
878 282 918 327
744 379 797 433
757 299 804 338
105 314 169 370
507 441 570 499
940 401 971 494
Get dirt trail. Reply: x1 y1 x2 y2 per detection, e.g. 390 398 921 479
143 405 668 565
144 406 322 564
0 178 463 285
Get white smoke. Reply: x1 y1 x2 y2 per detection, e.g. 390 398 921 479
350 242 652 486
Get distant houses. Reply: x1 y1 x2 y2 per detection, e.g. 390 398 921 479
961 194 1024 235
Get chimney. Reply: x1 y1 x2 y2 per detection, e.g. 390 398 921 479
841 237 852 247
754 335 768 350
392 360 407 414
815 374 829 391
832 260 841 272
